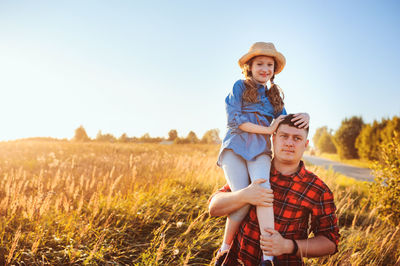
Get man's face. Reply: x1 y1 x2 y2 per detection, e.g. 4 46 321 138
273 124 309 164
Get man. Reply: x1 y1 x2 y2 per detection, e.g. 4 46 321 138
209 114 340 265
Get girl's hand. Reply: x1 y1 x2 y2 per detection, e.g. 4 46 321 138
268 115 286 134
291 113 310 129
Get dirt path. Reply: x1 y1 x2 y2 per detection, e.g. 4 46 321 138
303 155 374 181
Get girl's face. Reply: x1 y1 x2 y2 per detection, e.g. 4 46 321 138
250 56 275 85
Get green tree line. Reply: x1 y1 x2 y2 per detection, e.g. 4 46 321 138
72 126 221 144
313 115 400 226
313 115 400 160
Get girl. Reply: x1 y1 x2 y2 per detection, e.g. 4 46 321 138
216 42 309 265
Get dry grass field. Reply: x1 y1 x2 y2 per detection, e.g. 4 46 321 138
0 141 399 265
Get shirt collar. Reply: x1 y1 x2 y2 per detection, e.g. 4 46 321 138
256 83 268 90
251 78 268 90
271 160 307 181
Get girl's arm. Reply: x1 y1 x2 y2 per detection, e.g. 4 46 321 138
226 81 251 133
238 115 286 135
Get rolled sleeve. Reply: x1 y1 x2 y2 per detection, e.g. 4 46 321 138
208 184 231 204
311 189 340 250
226 80 250 133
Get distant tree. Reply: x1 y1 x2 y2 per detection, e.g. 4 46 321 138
355 124 374 160
96 130 117 142
313 126 328 149
168 129 178 141
356 116 400 161
73 125 90 142
317 131 337 153
380 116 400 144
118 133 129 143
139 133 151 142
370 133 400 226
186 131 199 144
313 126 335 153
333 116 364 159
174 131 199 144
355 120 385 161
201 129 221 144
136 133 163 143
366 120 387 160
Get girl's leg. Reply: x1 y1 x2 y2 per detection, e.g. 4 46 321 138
247 154 274 262
219 149 251 251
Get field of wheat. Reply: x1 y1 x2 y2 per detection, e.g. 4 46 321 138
0 140 399 265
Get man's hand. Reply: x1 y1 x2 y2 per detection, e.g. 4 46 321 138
260 228 293 256
242 179 274 207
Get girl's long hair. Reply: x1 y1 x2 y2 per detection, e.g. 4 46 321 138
241 57 285 114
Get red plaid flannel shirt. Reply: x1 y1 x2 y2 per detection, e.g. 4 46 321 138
213 161 340 266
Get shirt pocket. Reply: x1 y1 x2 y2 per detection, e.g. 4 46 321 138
275 197 306 236
276 218 302 238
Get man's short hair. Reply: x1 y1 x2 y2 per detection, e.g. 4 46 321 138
276 114 309 135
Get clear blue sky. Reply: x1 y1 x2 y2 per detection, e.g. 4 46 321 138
1 0 399 144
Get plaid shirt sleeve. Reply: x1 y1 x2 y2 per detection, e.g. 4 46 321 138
310 182 340 249
208 184 231 204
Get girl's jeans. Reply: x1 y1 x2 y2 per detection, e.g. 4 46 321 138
220 149 271 221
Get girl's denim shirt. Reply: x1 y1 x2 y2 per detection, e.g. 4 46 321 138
218 79 287 166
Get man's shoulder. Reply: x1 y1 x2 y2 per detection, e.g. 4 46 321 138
301 165 333 195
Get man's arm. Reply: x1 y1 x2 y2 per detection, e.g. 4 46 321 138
260 183 339 258
260 229 337 257
209 179 273 217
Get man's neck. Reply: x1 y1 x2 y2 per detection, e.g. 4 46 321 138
273 159 300 175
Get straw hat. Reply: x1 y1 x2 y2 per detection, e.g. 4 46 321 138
238 42 286 74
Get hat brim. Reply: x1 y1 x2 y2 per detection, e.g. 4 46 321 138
238 50 286 74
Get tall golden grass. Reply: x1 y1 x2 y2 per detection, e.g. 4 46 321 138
0 141 398 265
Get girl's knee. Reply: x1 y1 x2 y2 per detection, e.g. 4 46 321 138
258 180 271 190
